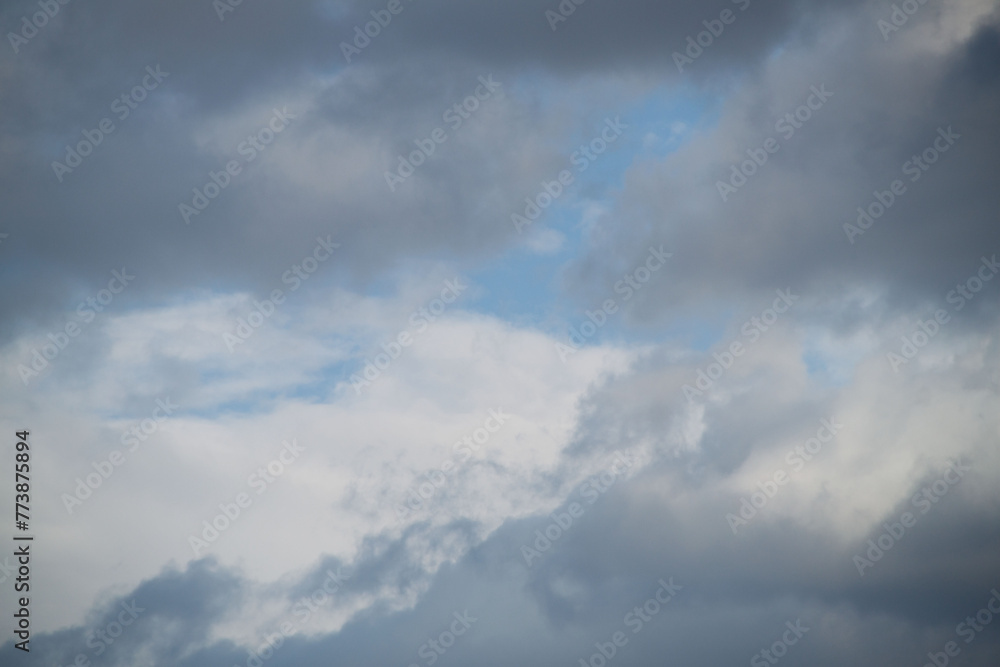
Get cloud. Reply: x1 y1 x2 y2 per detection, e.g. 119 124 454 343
2 0 999 664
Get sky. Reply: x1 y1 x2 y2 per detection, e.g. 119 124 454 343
1 0 999 665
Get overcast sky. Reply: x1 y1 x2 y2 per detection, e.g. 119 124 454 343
1 0 1000 665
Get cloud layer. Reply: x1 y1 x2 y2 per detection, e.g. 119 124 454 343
1 0 999 665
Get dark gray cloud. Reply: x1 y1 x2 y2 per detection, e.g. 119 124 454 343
0 0 875 340
567 8 1000 327
0 558 243 666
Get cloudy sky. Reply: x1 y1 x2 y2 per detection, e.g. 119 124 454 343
1 0 999 665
